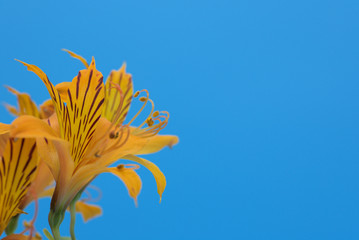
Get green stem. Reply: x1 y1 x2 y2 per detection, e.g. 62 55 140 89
51 225 61 240
48 208 65 240
70 201 77 240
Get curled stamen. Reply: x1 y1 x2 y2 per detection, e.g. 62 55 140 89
133 111 170 138
127 90 149 125
136 99 155 129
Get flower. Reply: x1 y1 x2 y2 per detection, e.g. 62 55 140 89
8 51 178 238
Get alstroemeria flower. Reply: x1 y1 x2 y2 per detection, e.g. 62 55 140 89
9 53 178 238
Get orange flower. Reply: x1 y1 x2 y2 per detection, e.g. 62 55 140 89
7 51 178 239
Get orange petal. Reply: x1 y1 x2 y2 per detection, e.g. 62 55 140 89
10 115 63 142
20 160 54 208
54 82 71 102
62 49 89 68
75 201 102 222
0 123 10 135
108 164 142 205
39 99 55 119
5 86 41 118
16 60 67 137
135 134 179 155
122 155 166 202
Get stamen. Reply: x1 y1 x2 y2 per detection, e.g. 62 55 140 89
134 91 140 97
136 99 155 129
133 111 170 137
127 90 149 125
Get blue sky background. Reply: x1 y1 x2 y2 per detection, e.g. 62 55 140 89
1 0 359 239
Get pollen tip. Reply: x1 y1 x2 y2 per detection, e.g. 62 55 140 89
153 111 159 117
139 97 147 102
134 91 140 97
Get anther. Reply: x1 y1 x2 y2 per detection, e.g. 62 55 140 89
153 111 159 117
109 131 119 139
134 91 140 97
146 117 154 127
117 164 124 169
139 96 147 102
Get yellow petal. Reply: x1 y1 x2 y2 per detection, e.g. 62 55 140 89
75 201 102 222
5 86 41 118
135 134 179 155
108 164 142 205
0 138 38 235
122 155 166 202
102 63 133 126
62 49 89 68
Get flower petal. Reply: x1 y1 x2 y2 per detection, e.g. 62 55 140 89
108 164 142 205
0 138 38 235
39 99 55 119
55 82 71 102
62 49 89 68
75 201 102 222
102 64 133 126
20 160 54 208
16 60 67 137
122 155 166 202
60 59 105 166
135 135 179 155
10 115 63 142
5 86 41 118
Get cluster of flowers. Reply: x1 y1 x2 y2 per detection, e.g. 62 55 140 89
0 50 178 240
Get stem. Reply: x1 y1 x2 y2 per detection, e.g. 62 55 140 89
70 201 77 240
51 226 61 240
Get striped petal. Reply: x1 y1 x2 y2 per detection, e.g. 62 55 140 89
16 60 67 139
108 164 142 205
17 59 105 167
64 59 105 166
0 138 38 235
103 64 133 126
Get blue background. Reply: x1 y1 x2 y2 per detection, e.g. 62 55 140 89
1 0 359 239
